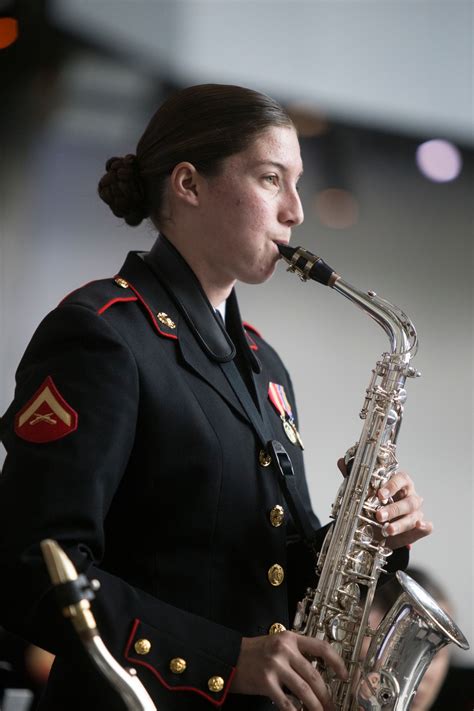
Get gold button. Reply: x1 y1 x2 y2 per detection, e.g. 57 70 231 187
259 449 272 467
169 657 187 674
269 622 286 635
268 564 285 587
134 638 151 655
208 676 225 693
270 505 285 527
157 312 176 329
114 277 129 289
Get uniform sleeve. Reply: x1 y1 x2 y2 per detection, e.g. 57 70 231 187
0 303 241 707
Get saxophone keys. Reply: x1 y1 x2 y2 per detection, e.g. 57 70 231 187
338 582 360 609
328 614 349 642
357 524 375 544
349 550 372 575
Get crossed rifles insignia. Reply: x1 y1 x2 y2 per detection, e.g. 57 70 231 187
15 376 78 443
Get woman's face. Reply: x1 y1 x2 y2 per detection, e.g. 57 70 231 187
196 125 304 287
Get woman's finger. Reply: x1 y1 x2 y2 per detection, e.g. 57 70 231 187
385 519 433 548
378 471 414 501
376 494 423 524
298 637 348 681
287 654 335 710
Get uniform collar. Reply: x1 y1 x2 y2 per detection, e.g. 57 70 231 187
143 235 260 372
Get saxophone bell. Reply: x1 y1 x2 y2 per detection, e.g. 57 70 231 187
357 571 469 710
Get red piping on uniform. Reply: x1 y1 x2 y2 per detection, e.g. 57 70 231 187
124 619 235 706
58 280 98 306
97 296 138 315
242 321 262 338
244 331 258 351
115 276 178 341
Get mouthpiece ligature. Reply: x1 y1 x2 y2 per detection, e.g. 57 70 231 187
277 244 339 287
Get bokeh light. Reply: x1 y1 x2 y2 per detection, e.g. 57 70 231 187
287 104 329 138
315 188 359 229
0 18 18 49
416 139 462 183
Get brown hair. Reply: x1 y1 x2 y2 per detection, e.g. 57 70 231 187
98 84 293 228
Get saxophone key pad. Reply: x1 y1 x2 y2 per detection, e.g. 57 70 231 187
338 582 360 609
358 524 374 544
350 550 372 574
328 614 348 642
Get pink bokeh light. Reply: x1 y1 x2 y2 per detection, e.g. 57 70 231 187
416 139 462 183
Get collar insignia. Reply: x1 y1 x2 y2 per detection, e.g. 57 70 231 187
157 312 176 329
114 277 129 289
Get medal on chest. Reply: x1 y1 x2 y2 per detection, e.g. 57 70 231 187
268 382 304 449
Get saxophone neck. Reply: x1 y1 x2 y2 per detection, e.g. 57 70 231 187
332 277 418 365
277 244 418 365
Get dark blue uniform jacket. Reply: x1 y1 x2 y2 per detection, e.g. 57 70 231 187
0 236 326 710
0 236 407 710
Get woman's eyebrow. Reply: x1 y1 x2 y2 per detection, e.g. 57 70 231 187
251 160 304 178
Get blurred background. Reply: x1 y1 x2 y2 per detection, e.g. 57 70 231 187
0 0 472 704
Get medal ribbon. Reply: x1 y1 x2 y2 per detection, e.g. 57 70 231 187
268 382 294 421
268 382 304 450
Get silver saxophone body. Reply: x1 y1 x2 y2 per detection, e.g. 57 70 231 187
278 245 469 711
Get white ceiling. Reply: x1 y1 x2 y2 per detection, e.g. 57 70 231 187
52 0 473 145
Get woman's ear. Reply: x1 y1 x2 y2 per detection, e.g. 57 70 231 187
169 162 201 206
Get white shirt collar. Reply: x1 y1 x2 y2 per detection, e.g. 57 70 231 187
215 301 226 323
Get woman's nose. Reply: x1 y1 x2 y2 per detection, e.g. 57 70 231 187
279 188 304 226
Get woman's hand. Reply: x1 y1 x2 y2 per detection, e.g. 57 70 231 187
231 631 347 710
337 459 433 550
374 470 433 549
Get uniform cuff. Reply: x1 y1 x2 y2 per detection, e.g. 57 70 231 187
124 618 237 706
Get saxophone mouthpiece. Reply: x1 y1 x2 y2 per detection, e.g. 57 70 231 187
41 538 78 586
277 244 339 287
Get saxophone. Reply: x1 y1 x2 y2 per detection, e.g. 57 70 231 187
278 245 469 711
41 539 157 710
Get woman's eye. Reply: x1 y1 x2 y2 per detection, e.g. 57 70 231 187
264 175 278 185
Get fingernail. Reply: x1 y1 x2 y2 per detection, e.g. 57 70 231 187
382 523 390 537
379 510 388 522
380 488 390 500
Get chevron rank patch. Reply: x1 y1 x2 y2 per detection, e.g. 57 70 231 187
14 376 78 443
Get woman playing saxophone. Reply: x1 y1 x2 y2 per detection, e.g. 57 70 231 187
0 84 432 711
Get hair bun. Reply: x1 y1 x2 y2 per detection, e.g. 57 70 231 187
98 153 149 227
